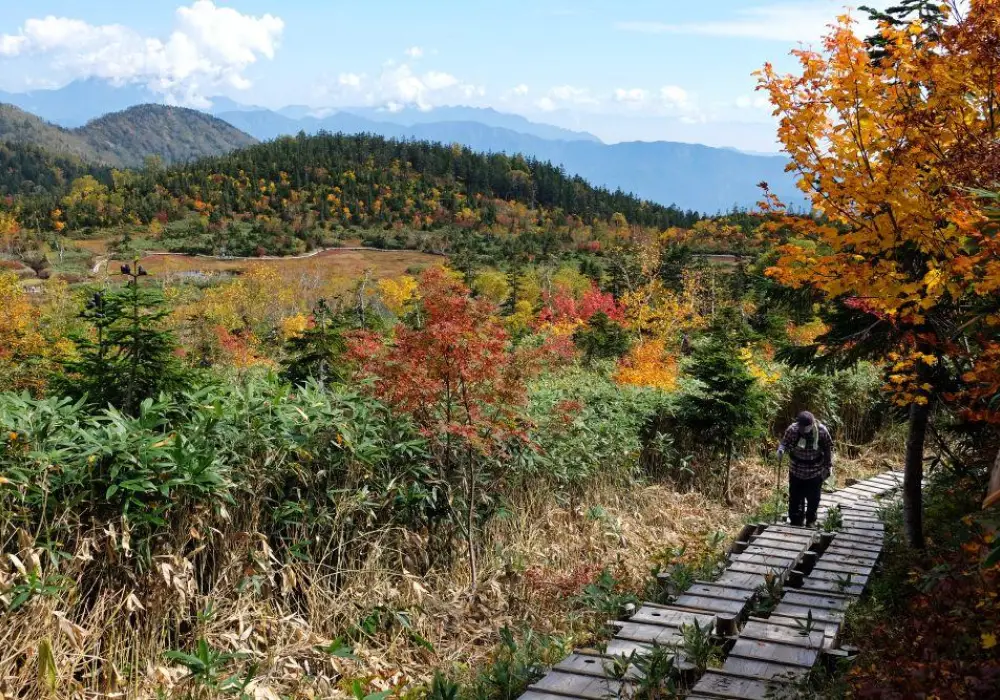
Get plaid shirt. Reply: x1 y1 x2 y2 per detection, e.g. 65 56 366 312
780 422 833 479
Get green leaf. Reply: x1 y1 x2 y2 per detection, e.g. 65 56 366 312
163 650 208 673
315 637 358 659
984 542 1000 569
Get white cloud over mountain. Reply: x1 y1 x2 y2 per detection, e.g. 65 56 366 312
322 59 484 112
0 1 283 107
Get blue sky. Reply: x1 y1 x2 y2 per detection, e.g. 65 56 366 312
0 1 886 151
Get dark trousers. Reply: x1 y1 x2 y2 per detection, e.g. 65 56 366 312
788 474 823 526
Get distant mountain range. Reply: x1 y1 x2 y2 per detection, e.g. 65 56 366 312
0 79 803 212
0 103 256 168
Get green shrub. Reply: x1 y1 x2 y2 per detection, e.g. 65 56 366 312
772 363 887 449
516 367 666 487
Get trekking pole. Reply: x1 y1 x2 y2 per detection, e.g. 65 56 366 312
773 451 784 524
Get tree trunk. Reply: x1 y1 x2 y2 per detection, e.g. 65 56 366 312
904 400 931 549
985 446 1000 509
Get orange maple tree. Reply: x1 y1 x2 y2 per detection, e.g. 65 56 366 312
757 1 1000 545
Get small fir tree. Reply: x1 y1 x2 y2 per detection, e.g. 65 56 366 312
58 262 188 413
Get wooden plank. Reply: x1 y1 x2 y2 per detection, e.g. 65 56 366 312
822 552 879 566
740 545 802 560
686 582 756 601
721 657 809 681
839 497 883 507
673 594 748 615
741 620 826 648
732 553 798 568
840 512 883 522
530 671 624 700
730 638 820 667
805 568 869 586
820 553 879 567
613 621 684 645
812 561 875 577
841 525 884 536
746 537 810 553
605 638 651 658
843 483 884 496
801 578 865 596
840 527 884 538
833 532 884 546
728 562 790 576
629 605 715 628
826 540 882 553
764 615 840 647
840 512 882 521
716 571 767 590
693 671 778 700
759 525 816 539
826 542 880 555
553 654 618 679
521 691 590 700
863 475 899 485
771 604 847 624
781 591 851 611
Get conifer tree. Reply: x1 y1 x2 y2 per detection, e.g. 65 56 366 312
58 263 187 413
280 299 348 387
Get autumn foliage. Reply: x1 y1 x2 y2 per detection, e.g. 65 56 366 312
757 0 1000 546
351 267 540 453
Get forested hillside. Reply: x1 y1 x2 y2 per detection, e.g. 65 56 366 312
13 132 702 260
0 140 106 197
0 103 256 168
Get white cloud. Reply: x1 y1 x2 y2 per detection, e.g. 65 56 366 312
616 2 888 43
0 34 28 56
513 83 529 96
550 85 598 104
423 70 458 90
736 94 772 109
325 63 481 111
613 88 649 108
659 85 690 108
0 1 283 106
405 46 424 59
535 96 557 112
338 72 363 88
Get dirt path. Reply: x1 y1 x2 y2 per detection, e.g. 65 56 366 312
90 246 446 275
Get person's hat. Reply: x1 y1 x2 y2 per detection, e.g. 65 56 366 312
796 411 815 428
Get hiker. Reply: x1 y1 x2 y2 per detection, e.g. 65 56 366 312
777 411 834 527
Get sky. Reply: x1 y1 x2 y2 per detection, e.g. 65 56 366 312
0 0 890 152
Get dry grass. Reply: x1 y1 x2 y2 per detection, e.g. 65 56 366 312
0 452 892 699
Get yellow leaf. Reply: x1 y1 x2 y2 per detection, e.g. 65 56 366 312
38 638 57 692
983 633 997 650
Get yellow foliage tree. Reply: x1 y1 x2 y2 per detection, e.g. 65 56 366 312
471 269 511 305
551 266 591 299
616 340 679 391
178 265 299 336
757 2 1000 546
0 272 53 392
377 275 420 315
0 210 20 254
515 269 543 307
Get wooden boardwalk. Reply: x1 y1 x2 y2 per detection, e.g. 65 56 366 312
519 471 903 700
